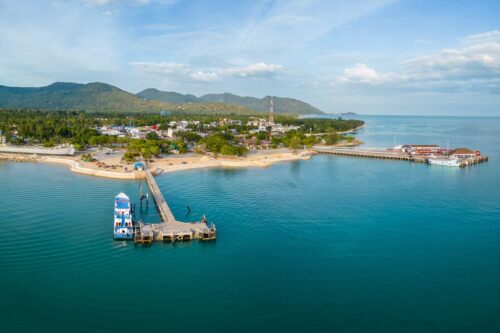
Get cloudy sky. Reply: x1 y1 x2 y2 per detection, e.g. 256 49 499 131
0 0 499 115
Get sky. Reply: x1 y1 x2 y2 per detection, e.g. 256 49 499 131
0 0 499 115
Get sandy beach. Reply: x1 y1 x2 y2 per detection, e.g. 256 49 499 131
0 149 316 180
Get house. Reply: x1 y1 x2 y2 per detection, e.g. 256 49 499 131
400 144 441 155
450 148 478 159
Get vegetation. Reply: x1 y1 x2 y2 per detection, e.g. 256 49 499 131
0 109 363 160
1 82 324 115
274 116 363 133
199 133 247 156
138 90 324 115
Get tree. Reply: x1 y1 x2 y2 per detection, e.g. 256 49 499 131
303 135 317 147
325 133 339 145
146 132 159 140
288 136 302 149
345 136 355 143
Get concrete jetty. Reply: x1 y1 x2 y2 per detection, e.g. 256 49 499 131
134 161 216 244
314 147 488 167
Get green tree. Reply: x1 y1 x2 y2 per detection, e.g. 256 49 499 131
325 133 339 145
146 132 159 140
288 136 302 149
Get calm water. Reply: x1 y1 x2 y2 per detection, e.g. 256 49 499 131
1 116 499 332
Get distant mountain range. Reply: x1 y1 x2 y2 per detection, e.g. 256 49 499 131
0 82 324 115
137 88 323 115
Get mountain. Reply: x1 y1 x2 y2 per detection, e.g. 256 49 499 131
137 90 324 115
0 82 323 115
0 82 166 112
137 88 198 104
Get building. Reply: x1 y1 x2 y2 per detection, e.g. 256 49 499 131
134 162 145 171
399 144 441 155
449 148 478 159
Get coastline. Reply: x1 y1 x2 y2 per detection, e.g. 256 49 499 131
0 149 317 180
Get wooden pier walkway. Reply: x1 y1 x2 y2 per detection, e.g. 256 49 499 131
134 161 216 244
144 163 176 223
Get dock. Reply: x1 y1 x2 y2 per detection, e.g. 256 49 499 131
314 147 488 167
134 161 216 244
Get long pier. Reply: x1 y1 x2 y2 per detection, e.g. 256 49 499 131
314 147 423 161
134 162 216 244
314 147 488 166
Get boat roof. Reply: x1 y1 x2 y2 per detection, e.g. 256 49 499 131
115 193 130 209
115 192 129 200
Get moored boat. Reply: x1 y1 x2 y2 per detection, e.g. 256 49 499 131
114 193 133 239
427 157 462 167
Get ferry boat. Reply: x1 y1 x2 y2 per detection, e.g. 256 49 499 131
114 193 133 239
427 157 462 167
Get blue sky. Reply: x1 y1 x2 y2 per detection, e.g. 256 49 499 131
0 0 499 115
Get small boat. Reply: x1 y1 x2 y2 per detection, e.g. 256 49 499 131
427 157 462 167
114 193 133 239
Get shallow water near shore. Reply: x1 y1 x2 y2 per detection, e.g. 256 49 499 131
1 116 500 332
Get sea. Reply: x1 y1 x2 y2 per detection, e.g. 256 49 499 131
1 116 499 332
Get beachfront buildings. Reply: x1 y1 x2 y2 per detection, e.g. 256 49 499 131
247 117 300 134
396 144 442 155
450 148 478 159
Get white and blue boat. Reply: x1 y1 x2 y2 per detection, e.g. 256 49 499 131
114 193 133 239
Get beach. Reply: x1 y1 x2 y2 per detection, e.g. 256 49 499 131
0 148 316 180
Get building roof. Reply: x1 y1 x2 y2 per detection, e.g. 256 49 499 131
407 144 440 147
450 148 475 154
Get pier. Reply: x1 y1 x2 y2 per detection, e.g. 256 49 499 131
314 147 488 167
134 161 216 244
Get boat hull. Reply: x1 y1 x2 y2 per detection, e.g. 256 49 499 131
427 158 462 167
114 227 134 239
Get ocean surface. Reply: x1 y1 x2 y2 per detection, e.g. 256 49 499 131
1 116 499 332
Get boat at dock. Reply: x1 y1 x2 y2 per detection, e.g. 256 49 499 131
114 193 133 239
427 157 462 167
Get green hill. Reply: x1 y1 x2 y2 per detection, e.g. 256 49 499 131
0 82 166 112
137 90 324 115
0 82 322 115
137 88 198 104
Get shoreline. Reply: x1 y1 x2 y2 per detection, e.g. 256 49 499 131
0 149 317 180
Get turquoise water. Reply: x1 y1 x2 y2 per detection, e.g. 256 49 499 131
1 116 499 332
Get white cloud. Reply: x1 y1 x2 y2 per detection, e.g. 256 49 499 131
103 9 119 16
337 63 382 84
84 0 116 5
83 0 155 6
189 71 220 82
129 62 188 75
221 63 283 78
336 31 500 93
461 30 500 45
129 61 283 82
